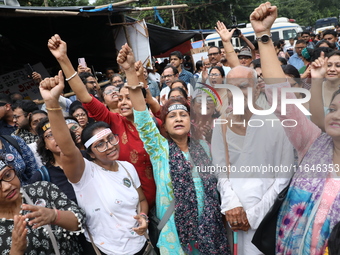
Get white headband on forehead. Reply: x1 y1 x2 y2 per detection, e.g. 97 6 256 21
167 104 188 113
84 128 112 148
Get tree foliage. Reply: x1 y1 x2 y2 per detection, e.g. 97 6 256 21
17 0 340 28
128 0 339 30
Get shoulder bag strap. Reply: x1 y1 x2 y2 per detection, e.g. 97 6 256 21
118 162 175 232
22 189 61 255
38 165 51 182
0 135 22 155
85 225 102 255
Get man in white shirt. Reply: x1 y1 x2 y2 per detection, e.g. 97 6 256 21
211 65 294 255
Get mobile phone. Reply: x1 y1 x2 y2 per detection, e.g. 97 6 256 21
78 58 87 68
232 28 241 37
24 63 35 78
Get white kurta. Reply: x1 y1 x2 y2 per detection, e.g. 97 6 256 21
212 113 294 255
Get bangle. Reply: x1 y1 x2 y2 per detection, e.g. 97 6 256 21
65 71 78 81
46 107 62 111
227 50 235 53
124 82 144 90
139 213 149 223
52 209 60 225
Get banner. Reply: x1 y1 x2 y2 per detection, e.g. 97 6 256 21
0 62 49 100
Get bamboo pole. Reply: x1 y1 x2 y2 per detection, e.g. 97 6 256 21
95 0 139 9
133 4 188 11
13 9 81 16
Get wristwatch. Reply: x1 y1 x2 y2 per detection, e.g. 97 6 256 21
256 34 272 43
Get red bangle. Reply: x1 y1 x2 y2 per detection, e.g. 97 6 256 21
52 209 60 225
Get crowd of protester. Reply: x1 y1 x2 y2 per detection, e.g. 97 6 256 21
2 2 340 255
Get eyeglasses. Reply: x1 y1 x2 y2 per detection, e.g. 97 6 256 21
86 81 97 85
70 124 80 132
209 73 221 77
195 97 215 104
74 113 86 118
161 74 174 79
208 52 219 57
169 95 184 100
44 132 54 140
112 80 123 85
0 102 7 107
0 168 16 188
104 89 118 95
13 114 24 120
238 56 252 60
93 134 119 152
257 74 264 81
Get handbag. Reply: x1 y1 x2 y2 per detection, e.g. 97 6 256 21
251 180 292 255
148 200 175 255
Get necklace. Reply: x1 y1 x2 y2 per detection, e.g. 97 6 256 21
94 160 118 172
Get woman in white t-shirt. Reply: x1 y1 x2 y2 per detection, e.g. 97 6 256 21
39 70 149 255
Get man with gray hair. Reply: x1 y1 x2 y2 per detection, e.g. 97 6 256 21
211 21 294 254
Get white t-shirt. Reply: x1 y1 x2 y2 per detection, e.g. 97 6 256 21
148 72 161 83
71 159 146 255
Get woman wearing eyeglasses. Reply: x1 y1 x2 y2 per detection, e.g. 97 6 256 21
0 154 85 254
102 85 120 113
47 34 156 209
69 104 91 129
39 71 149 255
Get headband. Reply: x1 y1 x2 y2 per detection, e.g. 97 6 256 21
167 104 188 113
84 128 112 148
65 119 78 125
42 123 50 132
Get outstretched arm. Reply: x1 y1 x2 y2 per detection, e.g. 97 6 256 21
310 52 328 131
250 2 285 83
117 44 146 112
47 34 92 103
39 71 85 183
215 21 240 68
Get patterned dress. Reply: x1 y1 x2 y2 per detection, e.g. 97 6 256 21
265 82 340 255
0 182 86 255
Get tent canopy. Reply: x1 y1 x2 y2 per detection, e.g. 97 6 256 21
0 5 199 76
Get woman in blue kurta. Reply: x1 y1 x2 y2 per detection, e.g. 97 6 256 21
117 44 230 254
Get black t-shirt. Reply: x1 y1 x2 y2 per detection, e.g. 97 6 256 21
30 162 77 203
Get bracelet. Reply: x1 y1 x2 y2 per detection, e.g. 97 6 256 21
65 71 78 81
124 82 144 90
52 209 60 225
227 50 235 53
46 107 62 111
139 213 149 223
